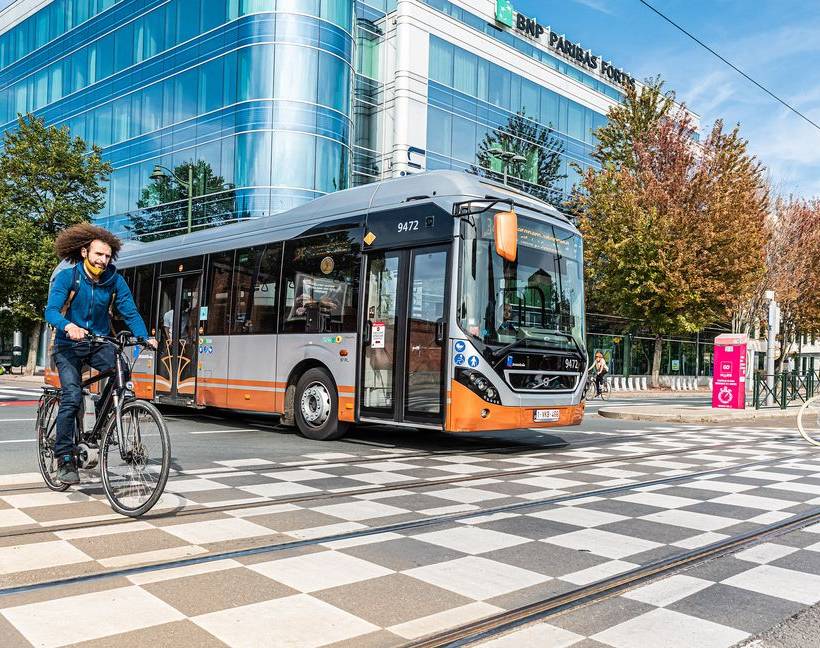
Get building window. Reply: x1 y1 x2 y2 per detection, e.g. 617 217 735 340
282 230 359 333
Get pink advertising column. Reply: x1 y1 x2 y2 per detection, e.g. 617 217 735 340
712 334 748 409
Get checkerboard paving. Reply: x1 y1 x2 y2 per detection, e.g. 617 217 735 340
0 427 809 590
1 444 819 647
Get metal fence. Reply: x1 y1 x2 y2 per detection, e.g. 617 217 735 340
752 371 820 409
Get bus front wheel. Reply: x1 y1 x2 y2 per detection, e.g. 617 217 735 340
294 368 351 441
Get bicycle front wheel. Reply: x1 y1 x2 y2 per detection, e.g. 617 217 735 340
100 399 171 517
36 394 69 492
798 395 820 447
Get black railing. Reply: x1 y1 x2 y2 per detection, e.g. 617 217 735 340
753 371 820 409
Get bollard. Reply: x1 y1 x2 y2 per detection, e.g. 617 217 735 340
641 376 647 390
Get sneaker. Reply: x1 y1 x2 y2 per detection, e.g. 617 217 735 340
57 455 80 485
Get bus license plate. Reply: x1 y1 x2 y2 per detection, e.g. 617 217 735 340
533 409 559 422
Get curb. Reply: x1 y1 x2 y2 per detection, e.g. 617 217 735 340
598 407 799 423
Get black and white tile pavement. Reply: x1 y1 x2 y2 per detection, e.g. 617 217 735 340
0 427 818 647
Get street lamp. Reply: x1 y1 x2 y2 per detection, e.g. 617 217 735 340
150 163 194 234
488 147 527 186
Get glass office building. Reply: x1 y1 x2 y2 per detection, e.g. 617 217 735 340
0 0 634 238
2 0 722 377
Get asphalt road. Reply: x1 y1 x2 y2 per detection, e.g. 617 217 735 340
0 391 723 476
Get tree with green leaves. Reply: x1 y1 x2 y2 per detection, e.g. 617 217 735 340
572 79 768 386
0 113 112 374
127 160 235 241
469 110 566 205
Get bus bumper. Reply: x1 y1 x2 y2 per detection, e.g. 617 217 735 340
445 380 585 433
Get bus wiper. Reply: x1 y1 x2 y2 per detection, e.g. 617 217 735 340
542 329 586 364
488 337 528 361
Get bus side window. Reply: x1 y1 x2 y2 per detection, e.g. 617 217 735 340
133 265 156 330
231 245 280 335
112 268 135 333
205 251 233 335
281 230 359 334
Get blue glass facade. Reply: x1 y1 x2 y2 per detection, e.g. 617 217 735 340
426 35 606 202
0 0 356 237
0 0 612 236
420 0 623 101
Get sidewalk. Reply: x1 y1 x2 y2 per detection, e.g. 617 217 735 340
0 373 45 388
598 403 799 423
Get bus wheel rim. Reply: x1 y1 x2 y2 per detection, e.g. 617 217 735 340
301 382 332 427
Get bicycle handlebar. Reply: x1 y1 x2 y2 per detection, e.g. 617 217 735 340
85 332 151 349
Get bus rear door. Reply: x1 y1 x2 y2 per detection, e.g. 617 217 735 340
154 270 202 406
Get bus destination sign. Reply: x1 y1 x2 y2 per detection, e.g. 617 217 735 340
363 204 453 250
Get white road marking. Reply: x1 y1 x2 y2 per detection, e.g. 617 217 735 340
188 428 260 435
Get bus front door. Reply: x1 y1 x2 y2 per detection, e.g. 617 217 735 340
359 245 449 426
155 273 201 406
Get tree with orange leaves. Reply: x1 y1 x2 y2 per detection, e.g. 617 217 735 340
767 198 820 369
572 79 769 386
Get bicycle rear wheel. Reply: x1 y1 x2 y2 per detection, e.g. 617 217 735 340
798 395 820 447
36 394 69 492
100 399 171 517
600 380 610 400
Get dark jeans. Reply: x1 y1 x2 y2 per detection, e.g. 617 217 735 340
595 370 607 395
53 341 116 459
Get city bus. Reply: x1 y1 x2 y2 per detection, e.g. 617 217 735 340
50 171 587 440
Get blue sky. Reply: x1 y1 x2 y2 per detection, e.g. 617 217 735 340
515 0 820 199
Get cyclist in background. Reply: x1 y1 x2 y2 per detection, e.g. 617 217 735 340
594 351 608 397
44 223 157 485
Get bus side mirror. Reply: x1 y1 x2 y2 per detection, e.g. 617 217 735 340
495 209 517 262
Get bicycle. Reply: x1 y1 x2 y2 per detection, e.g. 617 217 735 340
36 332 171 517
797 394 820 447
584 370 610 400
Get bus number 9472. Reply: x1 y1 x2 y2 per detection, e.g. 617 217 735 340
397 220 419 233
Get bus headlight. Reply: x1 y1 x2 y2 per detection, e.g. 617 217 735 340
456 369 501 405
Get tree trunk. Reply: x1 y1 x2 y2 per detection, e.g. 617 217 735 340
651 334 663 388
25 321 41 376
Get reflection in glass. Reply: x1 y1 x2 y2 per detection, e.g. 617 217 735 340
363 253 399 410
459 213 584 352
406 250 447 415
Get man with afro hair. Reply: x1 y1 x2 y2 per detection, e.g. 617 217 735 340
45 223 157 485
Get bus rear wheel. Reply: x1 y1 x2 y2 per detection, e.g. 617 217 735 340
294 368 350 441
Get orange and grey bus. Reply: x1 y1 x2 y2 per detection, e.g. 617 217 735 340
49 171 587 440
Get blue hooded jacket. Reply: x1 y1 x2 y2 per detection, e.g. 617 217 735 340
45 263 149 346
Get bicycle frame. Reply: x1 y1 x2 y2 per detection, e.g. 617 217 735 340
76 340 138 460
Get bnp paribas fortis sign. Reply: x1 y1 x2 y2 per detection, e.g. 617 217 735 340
494 0 635 88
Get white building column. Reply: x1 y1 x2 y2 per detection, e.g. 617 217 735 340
390 0 431 176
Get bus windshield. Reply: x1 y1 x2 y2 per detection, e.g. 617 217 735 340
458 211 584 353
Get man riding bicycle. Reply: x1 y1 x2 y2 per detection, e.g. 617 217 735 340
44 224 157 485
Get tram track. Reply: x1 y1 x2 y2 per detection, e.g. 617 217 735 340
0 434 801 540
0 447 812 598
406 507 820 647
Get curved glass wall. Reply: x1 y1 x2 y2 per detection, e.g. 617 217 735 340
0 0 355 239
426 35 607 204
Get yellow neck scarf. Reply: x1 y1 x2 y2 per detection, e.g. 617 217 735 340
84 258 104 278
